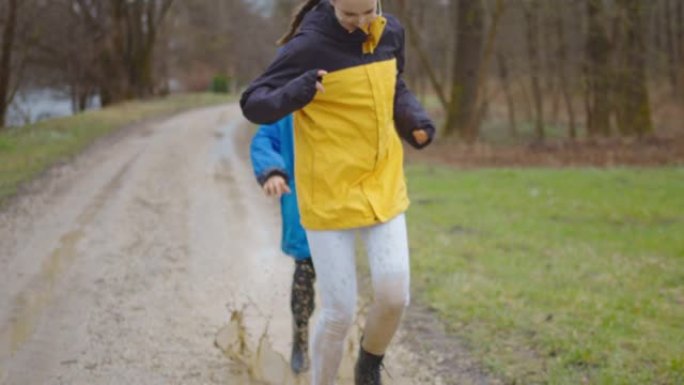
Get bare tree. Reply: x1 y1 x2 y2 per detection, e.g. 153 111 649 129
167 0 278 93
66 0 174 105
26 1 98 112
585 0 613 137
0 0 18 127
554 1 577 140
466 0 506 138
613 0 653 136
392 0 448 111
445 0 485 141
497 51 517 138
664 0 679 96
112 0 174 102
522 0 545 142
1 0 673 143
676 0 684 97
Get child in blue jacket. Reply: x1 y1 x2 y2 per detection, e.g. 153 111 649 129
250 114 316 375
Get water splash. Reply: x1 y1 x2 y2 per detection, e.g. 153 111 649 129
214 301 371 385
215 307 305 385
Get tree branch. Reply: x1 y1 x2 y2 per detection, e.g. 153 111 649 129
392 0 449 112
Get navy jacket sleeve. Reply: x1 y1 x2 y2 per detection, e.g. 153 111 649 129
241 36 319 125
250 120 289 186
393 24 436 149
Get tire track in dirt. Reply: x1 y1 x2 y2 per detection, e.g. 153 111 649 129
0 152 139 370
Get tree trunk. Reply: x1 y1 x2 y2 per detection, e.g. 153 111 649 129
614 0 653 137
96 0 173 105
523 0 545 142
394 0 448 112
677 0 684 96
415 0 427 104
555 5 577 140
445 0 484 141
466 0 505 140
98 0 129 105
497 51 517 139
138 0 172 97
665 0 678 96
0 0 19 128
653 2 663 54
542 3 560 126
585 0 613 137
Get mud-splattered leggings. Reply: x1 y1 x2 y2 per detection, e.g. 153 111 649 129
306 213 410 385
292 259 316 345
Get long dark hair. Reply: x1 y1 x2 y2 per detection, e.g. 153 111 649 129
277 0 322 46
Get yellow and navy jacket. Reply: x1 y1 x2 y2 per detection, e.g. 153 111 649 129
241 2 435 230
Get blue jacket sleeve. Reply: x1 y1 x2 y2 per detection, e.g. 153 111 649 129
250 120 289 186
393 23 436 149
240 36 319 125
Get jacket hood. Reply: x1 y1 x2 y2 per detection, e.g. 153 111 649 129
299 1 386 53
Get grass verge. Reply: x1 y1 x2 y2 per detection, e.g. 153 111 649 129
406 165 684 384
0 93 233 206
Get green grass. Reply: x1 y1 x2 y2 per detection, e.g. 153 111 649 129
406 166 684 385
0 93 234 205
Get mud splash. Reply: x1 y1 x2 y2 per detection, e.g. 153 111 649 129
215 303 370 385
215 307 304 385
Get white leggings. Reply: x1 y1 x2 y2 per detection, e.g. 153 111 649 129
306 214 410 385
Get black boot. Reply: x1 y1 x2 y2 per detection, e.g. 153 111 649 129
354 343 384 385
290 259 316 374
290 322 309 374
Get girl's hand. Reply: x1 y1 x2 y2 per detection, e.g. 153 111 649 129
412 129 430 145
316 70 328 93
263 175 291 198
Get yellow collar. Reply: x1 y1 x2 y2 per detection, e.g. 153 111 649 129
361 16 387 54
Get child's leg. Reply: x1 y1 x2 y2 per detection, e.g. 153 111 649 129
292 259 316 333
291 258 317 373
306 229 358 385
360 213 410 355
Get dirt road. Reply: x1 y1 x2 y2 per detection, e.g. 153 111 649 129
0 105 476 385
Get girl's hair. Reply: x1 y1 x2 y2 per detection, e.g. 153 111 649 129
277 0 322 46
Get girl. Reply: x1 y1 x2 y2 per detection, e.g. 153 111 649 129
250 115 316 375
241 1 435 384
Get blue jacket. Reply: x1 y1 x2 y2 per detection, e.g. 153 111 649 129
250 114 311 260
